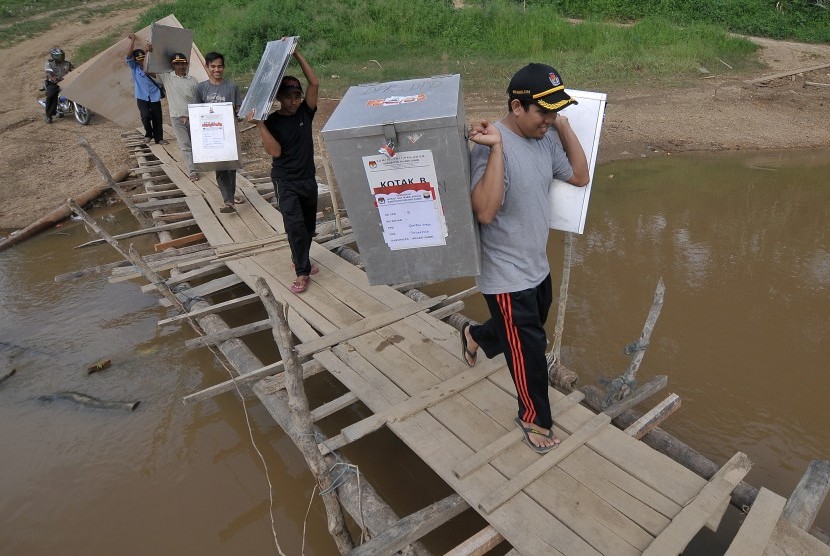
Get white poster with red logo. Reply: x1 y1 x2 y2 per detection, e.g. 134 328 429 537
362 149 447 250
188 102 242 170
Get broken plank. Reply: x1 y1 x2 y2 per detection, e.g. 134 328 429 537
159 274 244 307
643 452 752 556
294 295 446 359
185 319 271 348
310 392 360 422
133 197 189 211
154 232 206 252
182 358 324 405
624 393 681 440
76 219 197 248
158 293 259 326
143 261 227 293
453 391 584 480
349 493 468 556
478 412 612 514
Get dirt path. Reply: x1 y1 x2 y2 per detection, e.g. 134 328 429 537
2 10 829 230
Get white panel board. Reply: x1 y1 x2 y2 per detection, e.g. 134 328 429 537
146 24 194 74
238 36 297 120
59 14 208 127
189 102 243 171
548 89 607 234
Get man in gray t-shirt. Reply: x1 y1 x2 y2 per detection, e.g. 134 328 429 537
462 63 589 454
195 51 242 214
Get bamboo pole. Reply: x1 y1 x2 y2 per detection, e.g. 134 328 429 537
254 276 354 553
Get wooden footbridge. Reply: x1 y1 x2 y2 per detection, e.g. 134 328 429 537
64 127 830 555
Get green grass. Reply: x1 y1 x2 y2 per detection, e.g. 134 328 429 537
8 0 825 93
135 0 764 94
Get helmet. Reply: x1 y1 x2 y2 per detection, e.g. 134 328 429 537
50 47 65 63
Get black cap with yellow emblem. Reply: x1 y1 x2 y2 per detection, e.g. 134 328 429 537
508 63 577 113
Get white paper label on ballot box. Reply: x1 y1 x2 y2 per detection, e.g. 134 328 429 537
362 149 448 251
188 102 240 168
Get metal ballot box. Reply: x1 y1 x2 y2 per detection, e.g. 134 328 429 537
321 74 480 286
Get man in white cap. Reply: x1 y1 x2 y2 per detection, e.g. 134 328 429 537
463 63 589 454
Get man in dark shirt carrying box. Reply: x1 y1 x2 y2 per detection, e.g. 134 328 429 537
246 44 319 294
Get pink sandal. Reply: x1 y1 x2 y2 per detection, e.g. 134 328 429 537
290 276 309 294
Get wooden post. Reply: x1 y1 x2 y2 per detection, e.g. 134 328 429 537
254 276 354 554
317 133 344 235
77 136 153 228
783 460 830 531
603 277 665 407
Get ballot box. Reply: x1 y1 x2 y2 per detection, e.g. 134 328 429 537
321 74 480 286
189 102 242 171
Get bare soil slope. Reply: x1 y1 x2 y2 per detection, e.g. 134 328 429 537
1 11 829 230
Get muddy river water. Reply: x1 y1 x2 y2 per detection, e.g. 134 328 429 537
1 148 829 555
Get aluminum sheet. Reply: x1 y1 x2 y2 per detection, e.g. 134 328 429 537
238 37 297 120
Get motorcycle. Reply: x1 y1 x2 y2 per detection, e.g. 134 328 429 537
38 91 92 125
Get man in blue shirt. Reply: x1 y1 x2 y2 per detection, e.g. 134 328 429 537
125 33 166 145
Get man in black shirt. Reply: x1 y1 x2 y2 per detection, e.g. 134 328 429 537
247 45 319 293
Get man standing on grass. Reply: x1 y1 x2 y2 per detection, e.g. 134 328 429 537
195 51 242 213
461 63 589 454
246 45 319 294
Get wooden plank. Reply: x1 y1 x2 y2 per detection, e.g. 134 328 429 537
745 62 830 84
453 391 584 479
444 525 504 556
226 258 339 335
357 324 647 553
316 348 593 556
134 197 190 210
185 318 271 348
184 197 233 245
130 188 186 201
319 359 503 455
396 315 678 537
158 292 259 326
479 412 612 514
141 262 226 293
349 494 469 556
295 295 446 359
310 392 359 422
159 274 244 307
624 393 681 440
764 516 830 556
76 219 196 248
214 235 284 254
491 370 706 507
782 460 830 531
706 494 731 532
643 452 752 556
154 232 206 252
725 488 786 556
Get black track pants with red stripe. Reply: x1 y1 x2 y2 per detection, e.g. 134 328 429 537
470 274 553 429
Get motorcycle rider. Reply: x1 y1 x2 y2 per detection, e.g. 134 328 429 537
44 47 73 124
